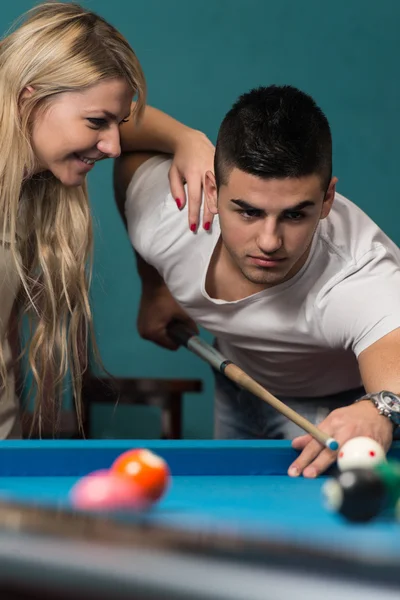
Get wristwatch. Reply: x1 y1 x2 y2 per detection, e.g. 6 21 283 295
357 391 400 428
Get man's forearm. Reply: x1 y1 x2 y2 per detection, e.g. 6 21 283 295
121 104 194 154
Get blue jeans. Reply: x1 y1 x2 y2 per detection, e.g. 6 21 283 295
214 369 365 440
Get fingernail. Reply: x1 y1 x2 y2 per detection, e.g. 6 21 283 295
304 467 317 478
204 222 211 231
288 466 299 477
190 223 197 233
175 198 182 209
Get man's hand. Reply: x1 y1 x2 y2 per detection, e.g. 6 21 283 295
137 283 198 350
288 400 393 478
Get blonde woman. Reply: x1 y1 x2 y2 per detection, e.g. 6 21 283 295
0 2 214 438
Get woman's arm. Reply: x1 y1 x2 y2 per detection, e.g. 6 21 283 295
120 105 198 153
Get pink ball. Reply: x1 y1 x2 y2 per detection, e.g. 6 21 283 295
70 470 149 511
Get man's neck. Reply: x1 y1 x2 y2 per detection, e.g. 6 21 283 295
205 238 269 302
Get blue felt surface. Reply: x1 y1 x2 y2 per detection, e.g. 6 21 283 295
0 440 302 476
1 439 399 476
0 440 399 561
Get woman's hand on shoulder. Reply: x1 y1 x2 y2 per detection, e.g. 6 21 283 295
168 128 215 233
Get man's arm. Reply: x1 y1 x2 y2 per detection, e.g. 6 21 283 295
288 330 400 478
113 154 198 350
135 252 164 287
134 252 198 350
358 327 400 394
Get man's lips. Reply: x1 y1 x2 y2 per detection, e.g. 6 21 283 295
248 255 286 266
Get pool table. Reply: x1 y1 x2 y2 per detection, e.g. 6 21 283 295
0 439 399 600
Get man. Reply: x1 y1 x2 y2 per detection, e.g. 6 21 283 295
114 85 400 478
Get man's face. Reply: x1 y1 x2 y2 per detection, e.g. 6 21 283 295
205 167 336 288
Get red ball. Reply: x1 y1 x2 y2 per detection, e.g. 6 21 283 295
111 449 170 503
70 470 149 511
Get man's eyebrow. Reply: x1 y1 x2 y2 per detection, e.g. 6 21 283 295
230 199 261 210
283 200 316 212
230 199 316 212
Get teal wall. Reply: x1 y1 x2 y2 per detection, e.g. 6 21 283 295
4 1 400 437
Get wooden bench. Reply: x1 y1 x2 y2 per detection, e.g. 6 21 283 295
81 374 203 439
21 375 203 439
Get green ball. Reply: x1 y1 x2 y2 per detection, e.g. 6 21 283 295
374 460 400 509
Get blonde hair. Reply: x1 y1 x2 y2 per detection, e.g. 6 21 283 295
0 2 146 434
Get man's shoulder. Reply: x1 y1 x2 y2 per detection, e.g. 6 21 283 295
125 154 173 217
125 154 215 268
308 192 400 313
320 192 400 264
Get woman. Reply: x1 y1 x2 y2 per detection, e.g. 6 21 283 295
0 2 214 438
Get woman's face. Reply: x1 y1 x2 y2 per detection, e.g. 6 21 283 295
29 78 133 187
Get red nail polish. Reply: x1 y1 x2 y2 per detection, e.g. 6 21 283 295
190 223 197 233
204 222 211 231
175 198 181 209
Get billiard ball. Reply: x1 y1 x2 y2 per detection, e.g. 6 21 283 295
322 468 387 522
374 460 400 515
337 436 386 472
70 470 148 511
111 449 170 503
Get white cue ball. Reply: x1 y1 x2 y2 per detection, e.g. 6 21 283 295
337 436 387 472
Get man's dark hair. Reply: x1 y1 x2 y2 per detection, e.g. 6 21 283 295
214 85 332 190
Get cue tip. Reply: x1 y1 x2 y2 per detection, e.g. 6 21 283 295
326 438 339 451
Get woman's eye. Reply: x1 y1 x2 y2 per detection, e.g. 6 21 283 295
87 118 107 128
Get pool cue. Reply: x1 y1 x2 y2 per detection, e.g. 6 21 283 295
167 321 339 451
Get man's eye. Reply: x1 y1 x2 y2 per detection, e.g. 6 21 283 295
239 209 261 219
284 212 304 221
87 118 107 128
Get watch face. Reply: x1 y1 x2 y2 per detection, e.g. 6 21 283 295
382 392 400 413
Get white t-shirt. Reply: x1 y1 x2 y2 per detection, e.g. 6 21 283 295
125 155 400 398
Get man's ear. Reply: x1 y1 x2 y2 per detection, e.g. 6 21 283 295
204 170 218 215
320 176 338 219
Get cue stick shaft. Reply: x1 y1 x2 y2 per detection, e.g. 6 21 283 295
167 321 338 451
